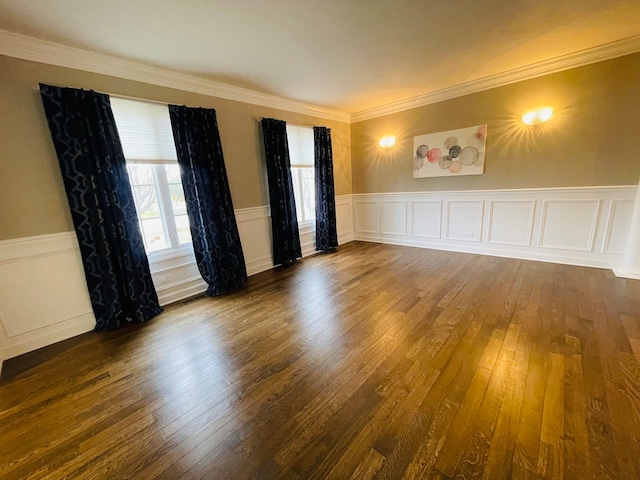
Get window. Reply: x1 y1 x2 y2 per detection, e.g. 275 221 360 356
110 97 192 253
286 125 315 223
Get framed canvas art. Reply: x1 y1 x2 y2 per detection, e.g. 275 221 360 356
413 125 486 178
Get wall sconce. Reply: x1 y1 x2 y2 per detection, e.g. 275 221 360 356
522 107 554 126
379 135 396 148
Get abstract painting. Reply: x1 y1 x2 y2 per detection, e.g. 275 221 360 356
413 125 486 178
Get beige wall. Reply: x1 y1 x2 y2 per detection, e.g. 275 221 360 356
0 55 352 241
351 53 640 194
3 51 640 241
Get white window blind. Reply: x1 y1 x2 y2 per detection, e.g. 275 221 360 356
110 97 177 164
286 125 314 166
286 125 316 223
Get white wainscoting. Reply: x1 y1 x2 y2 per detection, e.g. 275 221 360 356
602 200 635 255
353 186 636 269
0 232 96 371
336 195 355 245
0 195 354 370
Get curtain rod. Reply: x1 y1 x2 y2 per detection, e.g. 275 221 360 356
258 117 320 129
34 86 326 128
34 85 177 107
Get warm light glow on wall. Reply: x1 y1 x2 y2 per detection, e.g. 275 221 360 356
379 135 396 148
522 107 554 126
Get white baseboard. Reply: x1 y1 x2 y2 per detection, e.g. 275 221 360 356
338 232 355 245
358 234 615 269
156 276 208 305
613 267 640 280
0 312 95 366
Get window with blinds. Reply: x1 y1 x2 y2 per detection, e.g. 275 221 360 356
110 97 192 253
286 125 315 224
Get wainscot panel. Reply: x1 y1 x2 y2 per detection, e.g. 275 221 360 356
0 232 95 373
353 186 636 269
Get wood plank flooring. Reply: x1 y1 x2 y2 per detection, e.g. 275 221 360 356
1 241 640 479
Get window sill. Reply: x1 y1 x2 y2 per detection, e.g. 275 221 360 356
147 243 194 263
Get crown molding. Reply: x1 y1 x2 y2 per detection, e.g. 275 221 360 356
351 34 640 123
2 29 640 125
0 30 351 123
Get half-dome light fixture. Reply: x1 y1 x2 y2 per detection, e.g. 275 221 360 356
379 135 396 148
522 107 554 126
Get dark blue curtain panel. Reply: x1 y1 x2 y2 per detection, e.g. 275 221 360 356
39 84 163 331
169 105 247 295
313 126 338 251
260 118 302 266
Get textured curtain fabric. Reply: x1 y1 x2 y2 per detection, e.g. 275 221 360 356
169 105 247 295
260 118 302 266
313 126 338 251
39 83 163 331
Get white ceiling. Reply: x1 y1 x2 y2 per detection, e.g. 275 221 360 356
1 0 639 114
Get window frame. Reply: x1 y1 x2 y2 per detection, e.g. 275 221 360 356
110 96 193 258
289 164 315 225
126 163 193 258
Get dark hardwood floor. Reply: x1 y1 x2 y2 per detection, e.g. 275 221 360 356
1 241 640 479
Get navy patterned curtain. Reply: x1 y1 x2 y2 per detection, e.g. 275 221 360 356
39 84 163 331
314 126 338 251
260 118 302 266
169 105 247 295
